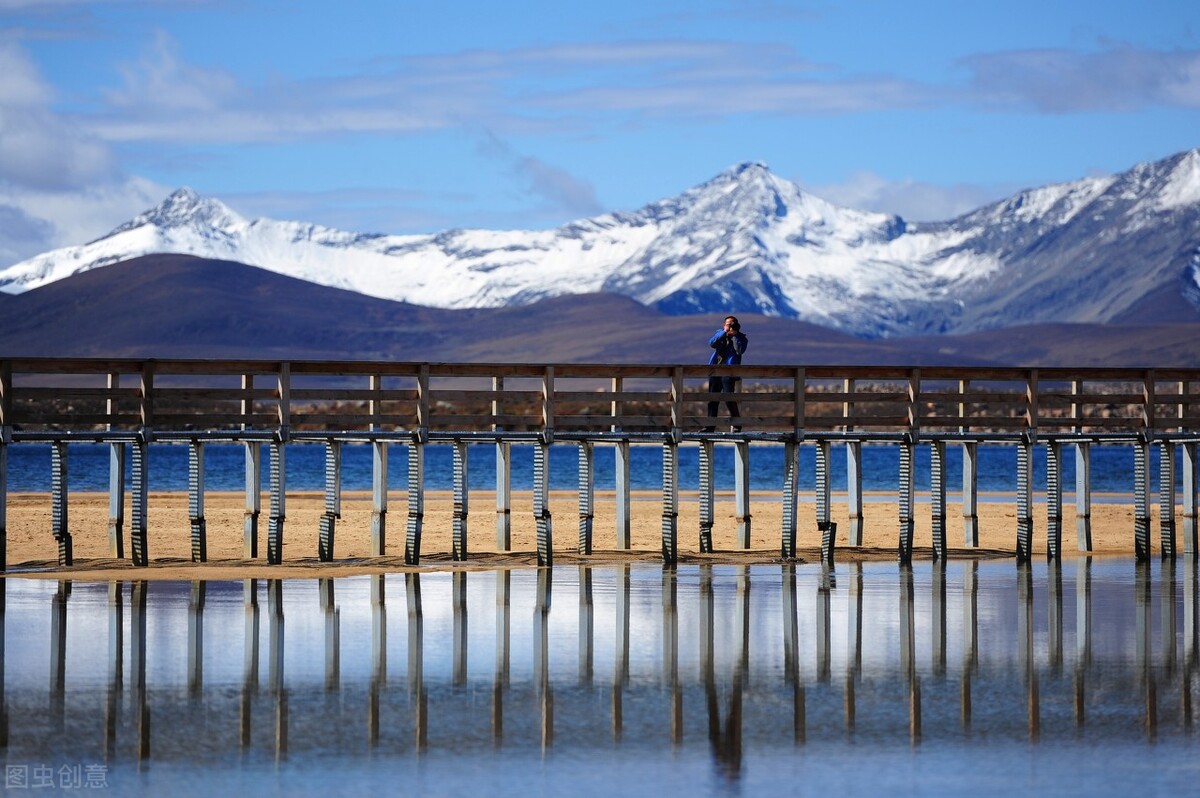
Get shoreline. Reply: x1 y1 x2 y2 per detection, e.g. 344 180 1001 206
1 489 1170 580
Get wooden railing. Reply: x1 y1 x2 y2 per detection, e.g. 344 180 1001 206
2 359 1200 439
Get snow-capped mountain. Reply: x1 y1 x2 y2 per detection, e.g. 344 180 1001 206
3 150 1198 338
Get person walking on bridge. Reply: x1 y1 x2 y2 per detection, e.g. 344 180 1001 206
706 315 748 431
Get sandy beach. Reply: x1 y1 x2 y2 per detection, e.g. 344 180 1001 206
0 488 1168 580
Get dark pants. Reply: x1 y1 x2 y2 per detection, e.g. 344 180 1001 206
707 376 740 427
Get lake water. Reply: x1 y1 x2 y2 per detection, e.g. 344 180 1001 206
2 559 1198 795
3 440 1187 495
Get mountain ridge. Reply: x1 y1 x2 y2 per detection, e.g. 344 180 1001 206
2 150 1198 340
2 254 1197 367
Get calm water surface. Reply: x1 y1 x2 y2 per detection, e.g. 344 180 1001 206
2 560 1198 795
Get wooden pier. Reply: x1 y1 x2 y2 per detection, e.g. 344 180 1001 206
1 358 1198 568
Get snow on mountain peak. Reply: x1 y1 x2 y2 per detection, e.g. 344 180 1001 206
104 187 245 239
1154 148 1200 211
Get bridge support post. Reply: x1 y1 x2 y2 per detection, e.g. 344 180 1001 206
496 441 511 550
267 441 285 565
1184 442 1198 556
1016 437 1033 563
319 440 341 562
0 437 6 571
815 440 832 560
188 440 207 563
614 440 630 550
1047 441 1063 560
1134 437 1151 562
244 443 260 559
577 441 593 555
698 440 714 553
131 438 148 566
534 440 553 566
735 440 751 550
51 442 72 566
847 441 864 546
899 438 914 564
1076 442 1092 551
661 438 678 564
931 440 947 561
1160 442 1177 559
962 442 979 547
405 439 424 565
452 440 469 561
107 442 125 559
781 439 798 559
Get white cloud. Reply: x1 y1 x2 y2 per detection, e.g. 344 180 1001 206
801 171 1017 222
0 177 166 266
962 45 1200 112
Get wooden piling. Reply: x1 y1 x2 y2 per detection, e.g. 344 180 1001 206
577 441 594 555
899 438 914 564
734 440 750 550
319 440 341 562
661 439 678 564
452 439 468 561
1016 438 1033 563
1047 441 1063 560
188 440 206 562
1184 442 1198 556
51 441 71 566
107 443 125 559
931 439 947 560
698 439 714 553
962 442 979 547
847 441 864 546
405 439 424 565
131 439 148 566
244 442 261 559
1076 442 1093 551
1135 438 1151 561
781 439 798 559
1160 442 1177 559
267 442 285 565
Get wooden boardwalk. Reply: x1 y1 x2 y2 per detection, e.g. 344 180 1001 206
1 357 1198 568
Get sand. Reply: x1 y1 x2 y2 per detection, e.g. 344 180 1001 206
0 487 1173 580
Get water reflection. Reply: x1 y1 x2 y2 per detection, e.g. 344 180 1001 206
2 559 1199 793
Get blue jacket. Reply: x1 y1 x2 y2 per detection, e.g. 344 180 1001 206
708 329 748 366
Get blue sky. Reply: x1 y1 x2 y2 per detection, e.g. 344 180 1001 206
1 0 1197 266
